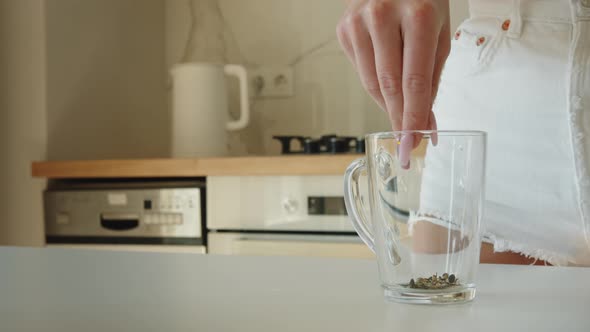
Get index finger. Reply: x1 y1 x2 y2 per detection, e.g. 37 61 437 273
398 7 439 168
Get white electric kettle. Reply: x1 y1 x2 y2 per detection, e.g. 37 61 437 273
170 63 250 157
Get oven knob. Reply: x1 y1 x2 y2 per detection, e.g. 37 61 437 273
282 198 298 214
56 213 70 225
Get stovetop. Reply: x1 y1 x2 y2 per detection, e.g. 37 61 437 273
272 135 365 155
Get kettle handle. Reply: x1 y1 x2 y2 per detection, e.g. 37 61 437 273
224 65 250 131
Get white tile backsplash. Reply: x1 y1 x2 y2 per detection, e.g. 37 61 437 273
166 0 389 155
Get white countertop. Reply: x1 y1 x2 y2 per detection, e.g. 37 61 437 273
1 247 589 332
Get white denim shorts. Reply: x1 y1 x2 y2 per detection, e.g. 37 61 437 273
426 0 590 265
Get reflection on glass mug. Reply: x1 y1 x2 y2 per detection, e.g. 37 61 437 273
344 131 487 304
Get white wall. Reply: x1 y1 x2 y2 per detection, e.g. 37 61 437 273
451 0 470 31
0 0 169 246
0 0 47 246
45 0 167 160
165 0 471 155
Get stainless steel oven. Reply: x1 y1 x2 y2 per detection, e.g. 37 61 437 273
206 175 372 259
43 179 206 253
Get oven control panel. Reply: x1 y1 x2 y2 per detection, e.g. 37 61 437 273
307 196 347 216
143 213 184 225
207 176 357 233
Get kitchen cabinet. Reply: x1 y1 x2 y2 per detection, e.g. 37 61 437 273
32 156 366 258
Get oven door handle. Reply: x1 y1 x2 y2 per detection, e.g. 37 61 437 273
100 213 140 231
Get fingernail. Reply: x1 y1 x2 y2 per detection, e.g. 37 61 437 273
432 132 438 146
399 134 414 170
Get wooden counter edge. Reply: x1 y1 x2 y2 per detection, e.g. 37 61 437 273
31 155 364 179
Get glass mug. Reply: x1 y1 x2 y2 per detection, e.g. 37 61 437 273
344 131 487 304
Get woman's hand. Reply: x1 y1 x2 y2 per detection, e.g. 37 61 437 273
337 0 450 166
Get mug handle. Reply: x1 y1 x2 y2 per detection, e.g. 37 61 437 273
344 158 375 253
224 64 250 131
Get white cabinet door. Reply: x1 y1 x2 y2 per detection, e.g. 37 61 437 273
208 232 373 259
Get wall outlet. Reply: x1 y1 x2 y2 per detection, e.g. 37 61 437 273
249 66 294 98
